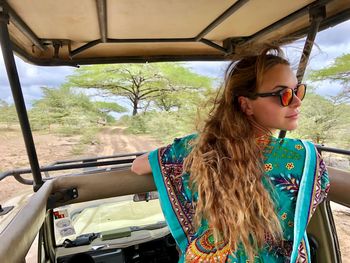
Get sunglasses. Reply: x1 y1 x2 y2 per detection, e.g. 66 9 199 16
252 84 307 107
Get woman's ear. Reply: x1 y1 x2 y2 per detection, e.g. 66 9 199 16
238 96 254 116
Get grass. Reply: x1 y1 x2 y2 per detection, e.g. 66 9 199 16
71 144 85 155
119 111 197 144
70 127 100 155
56 126 82 137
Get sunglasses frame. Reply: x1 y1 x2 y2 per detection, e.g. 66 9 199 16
252 83 307 107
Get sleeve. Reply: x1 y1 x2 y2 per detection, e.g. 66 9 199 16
147 134 197 253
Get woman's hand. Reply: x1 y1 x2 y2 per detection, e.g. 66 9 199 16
131 152 152 175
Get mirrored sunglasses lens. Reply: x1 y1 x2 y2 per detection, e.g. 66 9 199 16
281 89 293 106
296 84 306 100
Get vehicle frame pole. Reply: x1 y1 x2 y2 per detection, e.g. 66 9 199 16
0 8 43 189
296 6 326 81
279 5 326 139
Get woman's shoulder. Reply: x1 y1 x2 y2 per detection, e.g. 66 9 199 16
173 133 198 148
271 137 318 160
277 137 315 148
159 133 198 162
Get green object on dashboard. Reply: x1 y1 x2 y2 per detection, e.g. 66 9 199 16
100 227 131 240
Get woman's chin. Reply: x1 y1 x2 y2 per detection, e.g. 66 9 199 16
284 120 299 131
285 124 298 131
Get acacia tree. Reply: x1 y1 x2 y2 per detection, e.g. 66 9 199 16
93 101 127 115
293 93 340 144
297 54 350 145
309 53 350 103
66 63 213 115
29 86 126 130
93 101 127 124
0 100 17 128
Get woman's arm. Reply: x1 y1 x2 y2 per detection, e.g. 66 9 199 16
131 152 152 175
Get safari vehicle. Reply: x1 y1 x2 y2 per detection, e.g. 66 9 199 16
0 0 350 262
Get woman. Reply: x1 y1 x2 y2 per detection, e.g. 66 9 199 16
131 47 329 262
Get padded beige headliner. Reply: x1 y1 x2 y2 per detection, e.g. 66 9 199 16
2 0 350 65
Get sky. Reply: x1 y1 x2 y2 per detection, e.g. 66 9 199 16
1 19 350 107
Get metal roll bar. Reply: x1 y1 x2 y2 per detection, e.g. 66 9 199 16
279 4 325 139
0 9 43 190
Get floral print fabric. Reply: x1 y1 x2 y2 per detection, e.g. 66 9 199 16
148 134 330 263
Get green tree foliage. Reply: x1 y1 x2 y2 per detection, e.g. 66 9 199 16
309 53 350 103
310 54 350 82
66 63 213 115
93 101 127 114
0 100 18 128
29 86 124 132
121 87 218 144
302 53 350 148
93 101 127 125
291 93 338 144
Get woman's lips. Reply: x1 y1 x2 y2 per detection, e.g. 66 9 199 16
286 113 299 119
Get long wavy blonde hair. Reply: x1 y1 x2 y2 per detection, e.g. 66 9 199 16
184 47 290 260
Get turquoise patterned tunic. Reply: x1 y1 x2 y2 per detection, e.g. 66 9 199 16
148 134 330 263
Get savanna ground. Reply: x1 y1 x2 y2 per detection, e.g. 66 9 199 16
0 126 160 203
0 126 349 262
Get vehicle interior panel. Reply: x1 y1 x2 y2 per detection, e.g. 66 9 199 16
0 180 53 263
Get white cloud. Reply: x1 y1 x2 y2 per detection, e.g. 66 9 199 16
185 61 229 79
1 48 75 105
315 20 350 46
0 85 13 104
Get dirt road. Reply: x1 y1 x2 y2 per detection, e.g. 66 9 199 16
96 126 161 155
0 126 161 203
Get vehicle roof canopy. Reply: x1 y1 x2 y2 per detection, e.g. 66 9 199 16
3 0 350 66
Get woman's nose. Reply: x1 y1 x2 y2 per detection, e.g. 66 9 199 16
290 93 302 107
